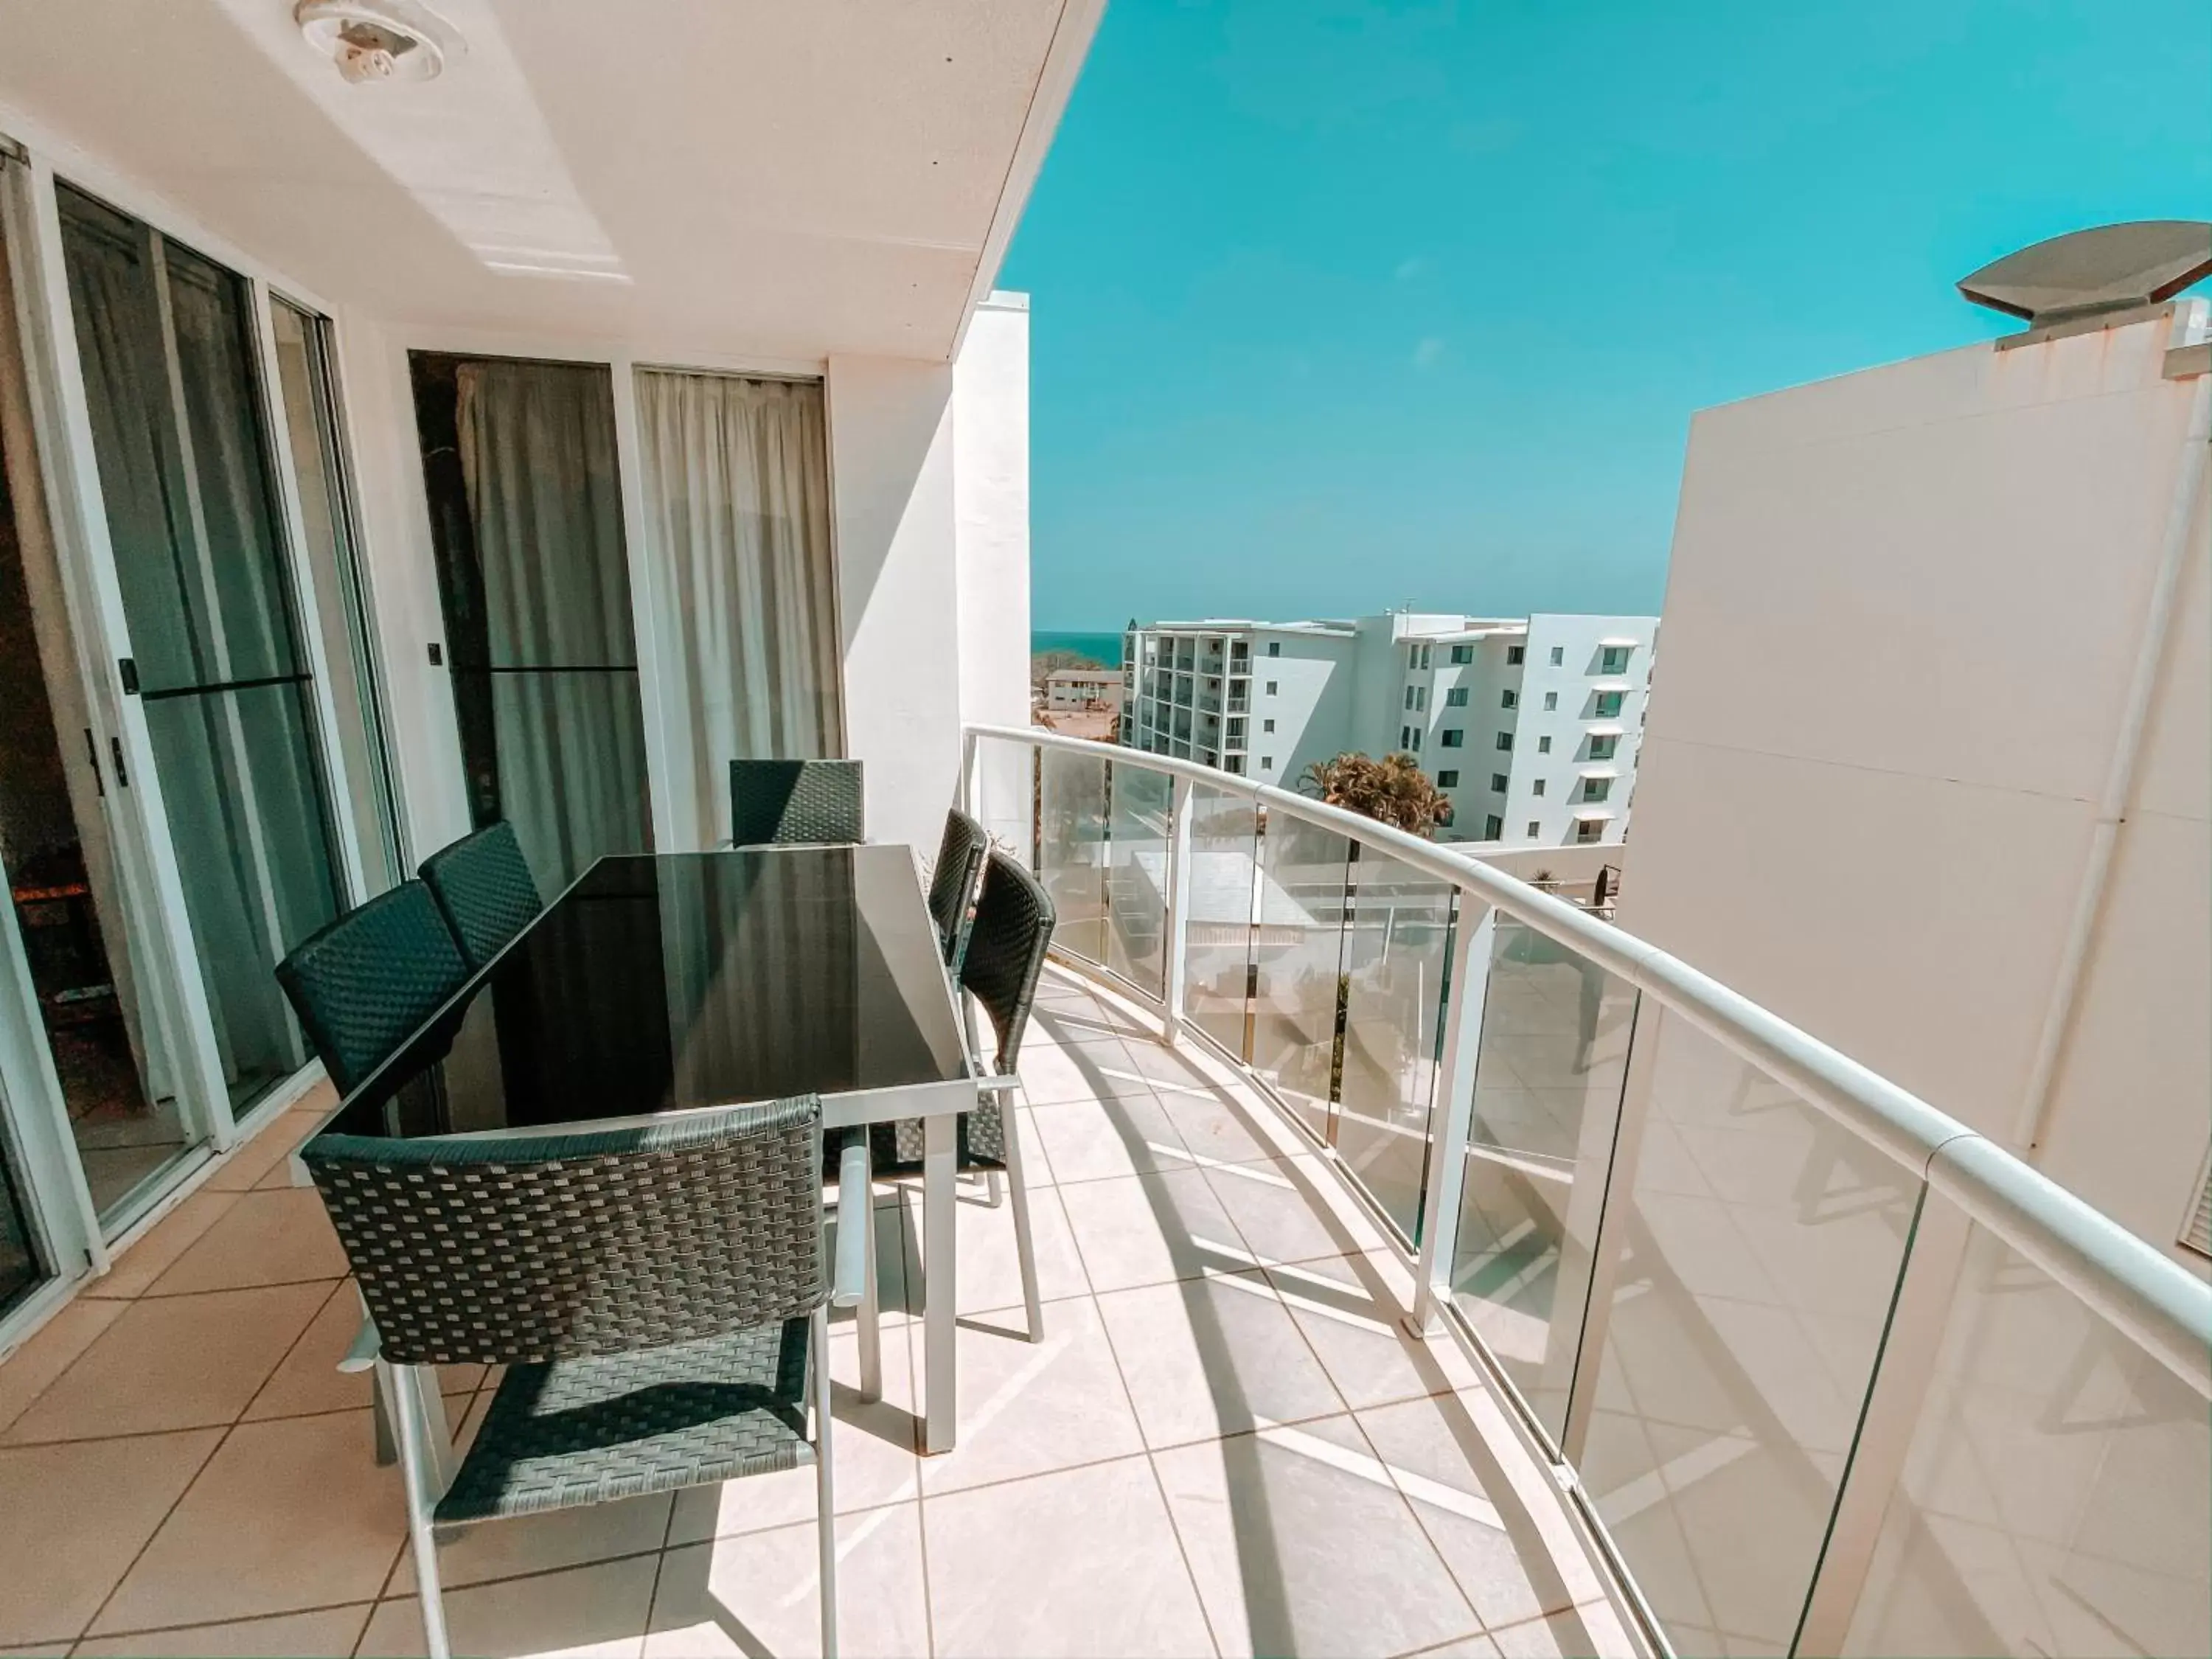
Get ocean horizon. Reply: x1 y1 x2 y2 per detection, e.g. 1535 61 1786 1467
1031 629 1123 668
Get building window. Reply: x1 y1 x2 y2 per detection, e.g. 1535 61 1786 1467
1421 644 1432 668
1506 645 1525 666
1416 686 1427 711
1440 728 1464 748
1576 819 1603 844
1410 727 1422 752
1530 821 1544 838
1543 691 1557 712
1262 756 1274 770
1263 717 1276 734
1267 641 1281 657
1549 646 1564 666
1593 691 1625 718
1483 814 1503 841
1224 755 1245 775
1399 726 1411 750
1266 681 1279 695
1489 773 1508 793
1437 769 1460 788
1404 685 1416 710
1531 779 1546 797
1447 644 1470 664
1600 644 1632 674
1582 776 1612 802
1588 733 1617 760
1500 689 1517 710
1444 686 1468 707
1494 731 1512 751
1537 735 1552 754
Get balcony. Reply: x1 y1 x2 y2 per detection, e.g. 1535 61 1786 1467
0 967 1631 1659
978 726 2212 1659
1 722 2204 1659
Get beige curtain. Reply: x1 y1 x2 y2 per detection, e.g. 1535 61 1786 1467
635 371 841 848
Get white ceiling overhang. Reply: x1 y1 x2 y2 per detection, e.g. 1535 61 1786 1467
0 0 1099 361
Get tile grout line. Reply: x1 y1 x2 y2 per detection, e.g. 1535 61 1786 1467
63 1594 377 1650
229 1278 355 1427
1082 1247 1225 1659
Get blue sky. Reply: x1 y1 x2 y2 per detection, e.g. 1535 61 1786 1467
1002 0 2212 630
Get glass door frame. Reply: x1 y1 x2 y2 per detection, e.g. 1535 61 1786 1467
0 135 389 1294
392 339 683 858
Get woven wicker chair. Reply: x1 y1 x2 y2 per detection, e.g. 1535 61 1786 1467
728 759 864 847
927 806 990 972
302 1096 869 1659
274 881 470 1095
869 849 1055 1340
417 820 543 972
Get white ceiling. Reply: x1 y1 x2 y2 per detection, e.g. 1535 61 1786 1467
0 0 1088 360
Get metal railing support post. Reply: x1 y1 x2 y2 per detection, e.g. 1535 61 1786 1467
1162 772 1194 1044
1408 897 1494 1335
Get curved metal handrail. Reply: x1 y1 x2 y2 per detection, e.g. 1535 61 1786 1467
967 721 2212 1397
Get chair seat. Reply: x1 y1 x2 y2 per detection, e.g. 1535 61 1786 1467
437 1321 813 1526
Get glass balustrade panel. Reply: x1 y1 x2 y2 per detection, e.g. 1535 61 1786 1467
1332 852 1453 1241
1246 811 1349 1142
1450 917 1639 1443
1841 1204 2211 1659
1103 762 1171 998
1037 746 1109 964
1179 785 1259 1059
968 736 1036 871
1573 1012 1920 1655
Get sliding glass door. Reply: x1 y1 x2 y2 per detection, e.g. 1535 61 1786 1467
411 355 652 891
58 185 346 1116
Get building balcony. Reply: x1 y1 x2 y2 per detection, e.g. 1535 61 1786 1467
2 726 2205 1659
0 967 1635 1659
976 726 2212 1659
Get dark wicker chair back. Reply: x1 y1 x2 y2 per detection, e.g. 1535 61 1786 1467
275 881 471 1096
728 759 864 846
927 807 990 969
302 1096 827 1366
959 851 1057 1075
417 820 543 971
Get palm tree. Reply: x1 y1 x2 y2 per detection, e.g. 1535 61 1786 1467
1298 751 1453 838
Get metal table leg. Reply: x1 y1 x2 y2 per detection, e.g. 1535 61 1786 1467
922 1110 958 1453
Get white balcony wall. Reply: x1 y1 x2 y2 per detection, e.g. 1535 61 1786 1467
1622 303 2211 1267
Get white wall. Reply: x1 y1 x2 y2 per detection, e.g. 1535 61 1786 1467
1621 303 2210 1263
827 355 961 855
953 295 1032 742
1249 629 1357 784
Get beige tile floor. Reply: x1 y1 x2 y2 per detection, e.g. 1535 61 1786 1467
0 966 1634 1659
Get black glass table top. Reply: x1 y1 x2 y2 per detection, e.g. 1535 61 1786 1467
322 847 971 1141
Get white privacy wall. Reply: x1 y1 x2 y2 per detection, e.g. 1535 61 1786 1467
1620 305 2211 1263
832 296 1033 853
952 295 1033 742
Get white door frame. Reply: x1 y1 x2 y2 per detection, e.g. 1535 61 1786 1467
0 115 386 1285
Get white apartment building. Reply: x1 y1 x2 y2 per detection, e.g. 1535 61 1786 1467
1040 667 1121 711
1121 610 1658 846
1119 619 1359 783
